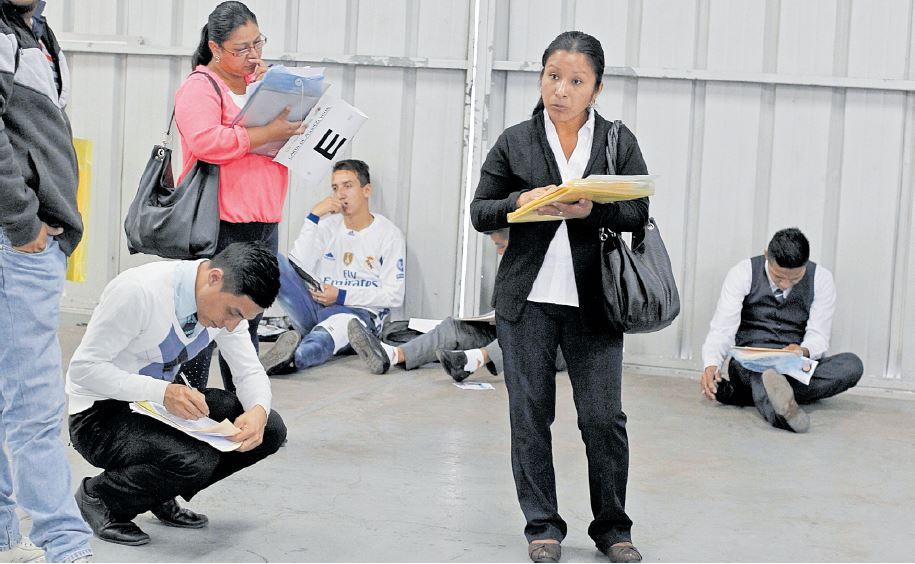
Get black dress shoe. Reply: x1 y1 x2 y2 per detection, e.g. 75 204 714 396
150 498 208 528
435 349 472 382
74 478 150 546
347 318 391 374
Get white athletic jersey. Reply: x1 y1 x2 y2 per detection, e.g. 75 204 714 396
288 212 406 318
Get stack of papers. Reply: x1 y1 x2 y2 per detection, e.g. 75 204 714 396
129 401 242 452
507 175 655 223
233 65 331 157
730 346 817 385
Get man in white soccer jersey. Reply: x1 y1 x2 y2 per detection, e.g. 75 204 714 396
260 159 406 374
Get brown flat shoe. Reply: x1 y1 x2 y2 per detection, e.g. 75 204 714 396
603 542 642 563
528 540 561 563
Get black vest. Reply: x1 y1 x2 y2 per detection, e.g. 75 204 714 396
735 255 816 348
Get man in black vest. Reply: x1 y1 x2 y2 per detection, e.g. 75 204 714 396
699 228 863 432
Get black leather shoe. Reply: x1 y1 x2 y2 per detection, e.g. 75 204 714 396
74 478 150 546
150 498 208 528
347 318 390 374
435 349 473 382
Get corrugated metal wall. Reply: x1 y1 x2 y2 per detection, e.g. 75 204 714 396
48 0 914 391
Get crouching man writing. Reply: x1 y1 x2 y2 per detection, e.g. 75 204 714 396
66 242 287 546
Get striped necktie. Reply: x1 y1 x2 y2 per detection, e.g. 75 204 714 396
774 288 785 302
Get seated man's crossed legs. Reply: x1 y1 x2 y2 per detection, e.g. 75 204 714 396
715 353 863 433
260 255 377 374
69 389 286 546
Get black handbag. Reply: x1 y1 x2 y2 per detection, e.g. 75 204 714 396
124 72 222 259
599 120 680 333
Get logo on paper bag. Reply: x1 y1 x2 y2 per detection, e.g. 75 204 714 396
314 129 346 160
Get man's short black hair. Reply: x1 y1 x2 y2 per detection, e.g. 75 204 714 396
333 159 370 186
767 227 809 268
209 242 279 309
483 227 509 239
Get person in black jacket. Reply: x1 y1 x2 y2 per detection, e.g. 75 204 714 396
470 31 648 564
0 1 93 562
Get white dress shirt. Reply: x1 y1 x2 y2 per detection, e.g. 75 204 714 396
527 108 595 307
701 258 837 369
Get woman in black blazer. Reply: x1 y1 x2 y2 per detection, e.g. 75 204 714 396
470 31 648 564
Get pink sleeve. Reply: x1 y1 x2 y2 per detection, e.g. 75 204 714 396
174 75 251 164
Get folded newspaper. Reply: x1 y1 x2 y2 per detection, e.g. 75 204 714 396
507 175 655 223
730 346 817 385
129 400 242 452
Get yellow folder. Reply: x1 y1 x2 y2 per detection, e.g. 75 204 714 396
507 175 655 223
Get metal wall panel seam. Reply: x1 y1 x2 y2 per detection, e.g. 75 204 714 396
488 60 915 92
821 0 852 275
342 0 359 109
622 0 642 127
678 0 710 361
56 37 469 70
284 0 301 60
62 0 74 33
107 2 128 280
561 0 576 30
752 0 781 251
885 0 915 381
456 0 489 317
886 91 915 381
399 0 419 312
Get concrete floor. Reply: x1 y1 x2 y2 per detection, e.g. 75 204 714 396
43 322 915 562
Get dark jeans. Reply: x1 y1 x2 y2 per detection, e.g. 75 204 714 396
717 353 864 429
69 389 287 518
497 301 631 549
180 221 279 391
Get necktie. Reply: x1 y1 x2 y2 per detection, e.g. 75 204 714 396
774 288 785 302
181 314 198 336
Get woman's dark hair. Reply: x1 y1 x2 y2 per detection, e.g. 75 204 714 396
333 159 371 186
767 227 810 269
532 31 605 116
210 241 280 309
191 1 258 68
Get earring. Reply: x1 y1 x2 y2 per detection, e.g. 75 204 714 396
214 55 221 63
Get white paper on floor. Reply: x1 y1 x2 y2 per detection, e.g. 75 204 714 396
453 381 494 390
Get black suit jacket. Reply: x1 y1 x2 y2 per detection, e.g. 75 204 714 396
470 111 649 332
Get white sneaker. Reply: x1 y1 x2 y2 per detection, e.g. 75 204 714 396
0 537 46 563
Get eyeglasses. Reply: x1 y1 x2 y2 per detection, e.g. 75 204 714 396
222 35 267 58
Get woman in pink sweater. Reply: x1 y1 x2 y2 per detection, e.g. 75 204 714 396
175 1 303 392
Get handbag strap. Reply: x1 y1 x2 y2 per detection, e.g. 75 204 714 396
604 119 622 175
599 119 624 240
163 71 224 145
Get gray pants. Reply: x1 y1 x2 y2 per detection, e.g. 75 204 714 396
399 317 566 374
400 317 501 371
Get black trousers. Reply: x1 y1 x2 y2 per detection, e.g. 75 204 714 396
180 221 279 391
497 301 631 549
69 389 287 518
717 352 863 429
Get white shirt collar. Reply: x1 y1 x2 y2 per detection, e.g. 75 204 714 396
542 108 595 184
